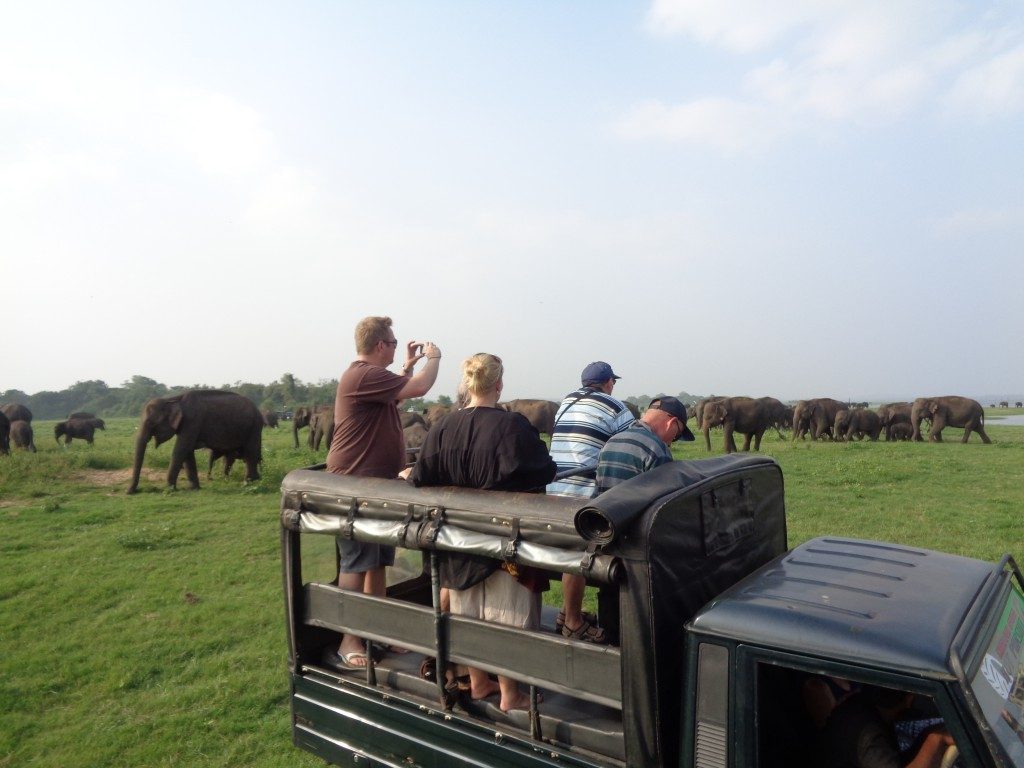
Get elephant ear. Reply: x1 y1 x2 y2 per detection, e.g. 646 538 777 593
168 401 184 431
928 401 940 415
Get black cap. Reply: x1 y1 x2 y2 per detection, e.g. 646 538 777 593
648 396 696 442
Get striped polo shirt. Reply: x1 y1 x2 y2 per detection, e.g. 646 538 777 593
595 420 672 493
545 387 635 498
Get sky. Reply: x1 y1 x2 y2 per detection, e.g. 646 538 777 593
3 1 1022 403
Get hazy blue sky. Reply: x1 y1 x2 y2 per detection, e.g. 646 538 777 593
3 1 1022 402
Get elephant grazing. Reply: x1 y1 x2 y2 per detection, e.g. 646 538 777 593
292 405 313 448
261 409 279 428
911 396 990 443
889 423 914 441
55 418 100 445
127 390 263 494
701 396 777 453
10 420 36 452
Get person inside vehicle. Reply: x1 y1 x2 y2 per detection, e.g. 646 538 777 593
595 395 694 492
409 352 556 712
813 685 954 768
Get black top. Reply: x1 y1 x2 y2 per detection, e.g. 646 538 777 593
410 406 556 589
410 407 556 493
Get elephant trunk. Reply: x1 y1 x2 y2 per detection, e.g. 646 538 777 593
128 426 151 494
910 405 924 441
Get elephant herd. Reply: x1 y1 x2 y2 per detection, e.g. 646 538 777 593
695 394 992 454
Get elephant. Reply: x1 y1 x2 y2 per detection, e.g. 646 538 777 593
694 397 726 434
310 406 335 451
889 423 914 441
400 411 427 430
1017 402 1024 408
757 397 789 438
833 409 852 441
999 401 1009 408
503 399 560 436
0 411 9 455
911 396 990 443
1 403 32 423
841 409 882 441
701 396 778 453
127 389 263 494
261 409 279 428
9 420 37 452
54 418 99 445
292 405 313 448
207 447 244 479
792 398 845 441
422 404 452 428
876 402 912 442
403 422 428 465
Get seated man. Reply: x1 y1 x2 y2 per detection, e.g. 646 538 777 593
814 685 954 768
595 396 694 492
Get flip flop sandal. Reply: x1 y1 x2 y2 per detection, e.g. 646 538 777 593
561 616 607 644
555 610 597 632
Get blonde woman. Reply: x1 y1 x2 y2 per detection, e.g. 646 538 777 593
409 353 555 712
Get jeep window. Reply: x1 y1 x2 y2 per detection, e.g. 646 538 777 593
969 576 1024 763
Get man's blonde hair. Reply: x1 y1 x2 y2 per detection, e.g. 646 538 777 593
461 353 503 396
354 316 393 354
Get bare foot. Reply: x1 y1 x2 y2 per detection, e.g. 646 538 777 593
500 690 541 712
471 679 501 700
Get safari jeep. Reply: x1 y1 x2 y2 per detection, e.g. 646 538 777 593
280 454 1024 767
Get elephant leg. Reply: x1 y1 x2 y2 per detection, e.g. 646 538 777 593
723 423 736 453
753 430 764 451
224 456 235 477
741 432 752 451
703 427 712 452
977 424 992 444
207 452 217 479
243 454 260 483
183 453 200 489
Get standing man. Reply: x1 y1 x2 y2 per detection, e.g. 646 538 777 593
595 396 694 492
326 316 442 670
547 361 635 643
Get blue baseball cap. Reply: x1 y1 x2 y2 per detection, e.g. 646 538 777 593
581 361 620 386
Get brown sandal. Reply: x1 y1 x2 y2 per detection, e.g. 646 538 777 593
555 610 596 632
561 616 608 644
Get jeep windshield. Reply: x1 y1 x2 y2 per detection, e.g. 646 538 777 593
968 568 1024 765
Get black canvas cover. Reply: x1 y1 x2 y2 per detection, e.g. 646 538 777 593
603 455 787 768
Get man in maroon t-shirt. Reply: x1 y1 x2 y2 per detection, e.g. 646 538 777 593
326 316 441 670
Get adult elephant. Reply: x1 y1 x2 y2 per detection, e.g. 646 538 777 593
54 418 99 445
10 421 36 452
877 402 912 442
310 406 335 451
911 396 990 443
757 397 789 438
261 409 279 428
694 397 726 438
127 390 263 494
999 400 1009 408
1 403 32 423
833 409 852 441
0 411 9 455
1017 401 1024 408
792 398 845 440
841 409 882 441
503 399 559 436
701 396 775 453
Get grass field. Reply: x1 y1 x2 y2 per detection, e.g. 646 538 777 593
2 413 1023 766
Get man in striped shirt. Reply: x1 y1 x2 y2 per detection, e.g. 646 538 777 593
546 361 635 642
595 396 695 493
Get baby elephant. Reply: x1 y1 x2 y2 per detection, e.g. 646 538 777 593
10 420 36 452
888 423 914 441
54 417 99 445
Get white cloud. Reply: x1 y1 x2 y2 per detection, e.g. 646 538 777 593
615 97 784 155
628 0 1024 153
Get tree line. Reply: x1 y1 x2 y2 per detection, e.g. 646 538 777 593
0 374 342 421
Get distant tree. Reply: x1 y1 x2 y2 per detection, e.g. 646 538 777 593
437 395 453 407
280 373 297 401
402 397 426 412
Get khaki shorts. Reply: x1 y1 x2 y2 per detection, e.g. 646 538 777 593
450 568 541 629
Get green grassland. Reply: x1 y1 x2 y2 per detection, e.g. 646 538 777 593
2 415 1023 766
